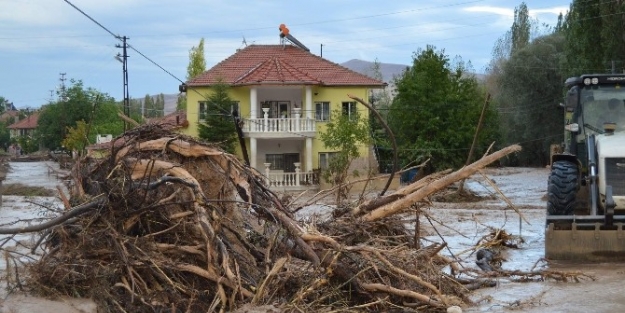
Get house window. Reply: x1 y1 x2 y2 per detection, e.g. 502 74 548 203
198 101 208 121
342 101 357 120
319 152 339 170
266 154 285 170
315 102 330 121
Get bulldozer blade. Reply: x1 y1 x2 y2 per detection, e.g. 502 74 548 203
545 222 625 262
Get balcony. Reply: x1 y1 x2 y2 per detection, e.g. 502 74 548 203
243 108 316 138
262 162 319 190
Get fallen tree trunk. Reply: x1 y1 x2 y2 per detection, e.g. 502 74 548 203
357 144 521 222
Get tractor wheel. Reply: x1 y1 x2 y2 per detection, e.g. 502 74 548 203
547 160 578 215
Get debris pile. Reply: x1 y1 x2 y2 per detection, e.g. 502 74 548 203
0 125 588 312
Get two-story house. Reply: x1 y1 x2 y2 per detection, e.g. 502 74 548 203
7 111 39 139
182 44 386 190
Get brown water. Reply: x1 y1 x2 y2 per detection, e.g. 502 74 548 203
426 167 625 313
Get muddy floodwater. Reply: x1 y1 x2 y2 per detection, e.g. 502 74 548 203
0 163 624 312
428 167 625 313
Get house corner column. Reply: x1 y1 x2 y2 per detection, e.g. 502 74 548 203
306 138 312 171
250 138 257 169
250 87 258 119
305 86 312 119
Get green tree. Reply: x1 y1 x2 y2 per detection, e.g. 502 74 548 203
388 46 498 171
16 134 39 154
129 97 142 118
197 82 237 153
511 3 531 53
368 59 395 172
143 94 153 118
176 94 186 111
155 93 165 117
0 121 10 151
187 38 206 80
179 38 208 111
0 96 11 151
496 34 566 166
0 96 9 113
319 108 371 203
37 80 123 150
62 120 90 156
561 0 607 75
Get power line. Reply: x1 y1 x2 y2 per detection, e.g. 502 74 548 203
62 0 120 39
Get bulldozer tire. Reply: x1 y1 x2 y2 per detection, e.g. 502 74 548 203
547 160 578 215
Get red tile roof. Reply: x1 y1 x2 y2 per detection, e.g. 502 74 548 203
188 45 386 87
7 112 39 129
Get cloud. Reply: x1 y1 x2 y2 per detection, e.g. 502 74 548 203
464 5 568 19
464 6 514 18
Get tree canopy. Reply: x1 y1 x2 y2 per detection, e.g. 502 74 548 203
187 38 206 81
197 82 237 153
320 108 370 185
37 80 123 150
179 38 208 111
493 33 566 166
387 46 498 171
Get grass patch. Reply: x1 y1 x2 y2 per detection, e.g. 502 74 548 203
1 183 55 197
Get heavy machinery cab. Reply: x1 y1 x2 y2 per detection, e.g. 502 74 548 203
561 74 625 210
546 74 625 262
564 74 625 143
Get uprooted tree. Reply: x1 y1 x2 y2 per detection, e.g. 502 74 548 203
0 124 590 313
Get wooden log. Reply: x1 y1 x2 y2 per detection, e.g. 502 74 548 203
360 145 521 222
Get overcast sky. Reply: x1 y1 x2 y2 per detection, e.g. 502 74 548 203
0 0 569 109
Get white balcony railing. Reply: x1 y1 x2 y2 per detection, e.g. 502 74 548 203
244 117 316 133
244 107 315 134
263 162 319 188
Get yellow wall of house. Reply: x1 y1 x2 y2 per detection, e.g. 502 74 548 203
310 86 371 169
181 86 249 138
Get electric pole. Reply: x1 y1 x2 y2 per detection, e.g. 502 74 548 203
116 36 130 131
59 72 67 101
58 72 68 141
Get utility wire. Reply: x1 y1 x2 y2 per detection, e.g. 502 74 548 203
63 0 120 39
63 0 318 140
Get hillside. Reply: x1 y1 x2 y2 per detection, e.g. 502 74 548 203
340 59 407 83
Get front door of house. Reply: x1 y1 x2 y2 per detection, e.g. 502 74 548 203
284 153 299 172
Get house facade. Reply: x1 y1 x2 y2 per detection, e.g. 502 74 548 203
182 44 386 190
7 111 38 139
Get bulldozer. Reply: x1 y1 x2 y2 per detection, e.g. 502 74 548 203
546 73 625 261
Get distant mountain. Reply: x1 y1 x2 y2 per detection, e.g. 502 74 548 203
162 94 179 114
340 59 408 83
340 59 486 83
